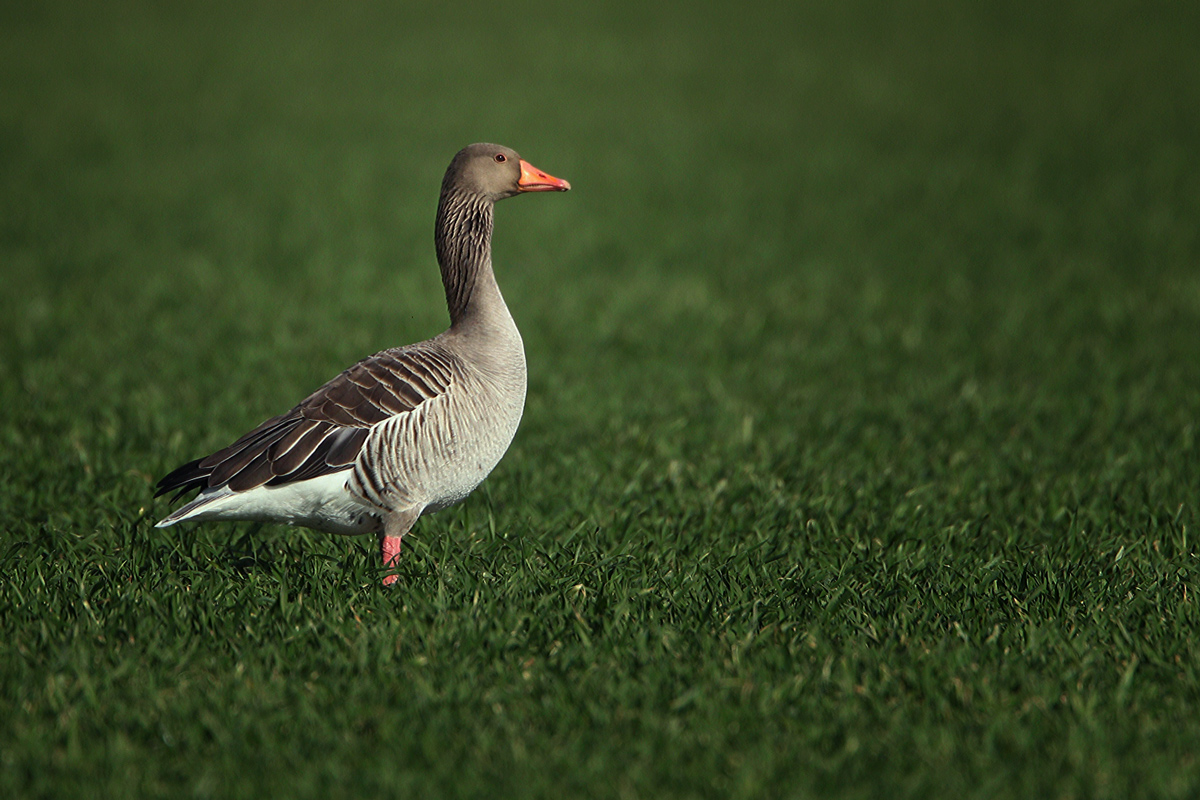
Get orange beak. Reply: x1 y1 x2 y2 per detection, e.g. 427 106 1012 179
518 159 571 192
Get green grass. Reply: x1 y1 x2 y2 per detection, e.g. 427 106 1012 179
3 1 1200 797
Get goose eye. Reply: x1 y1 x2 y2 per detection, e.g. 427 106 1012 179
494 153 507 163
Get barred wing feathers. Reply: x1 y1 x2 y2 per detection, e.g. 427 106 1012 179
155 344 457 500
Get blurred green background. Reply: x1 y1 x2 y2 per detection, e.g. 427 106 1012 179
2 1 1199 798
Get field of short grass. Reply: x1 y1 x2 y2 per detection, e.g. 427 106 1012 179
2 1 1199 797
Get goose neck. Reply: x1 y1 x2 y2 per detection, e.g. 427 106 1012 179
435 189 496 326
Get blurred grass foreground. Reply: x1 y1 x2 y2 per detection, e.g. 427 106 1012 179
1 2 1199 798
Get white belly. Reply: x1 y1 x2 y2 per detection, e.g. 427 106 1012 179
158 470 381 535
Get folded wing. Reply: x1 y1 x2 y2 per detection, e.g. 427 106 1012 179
155 344 457 500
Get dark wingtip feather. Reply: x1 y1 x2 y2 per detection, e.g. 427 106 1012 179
154 457 210 499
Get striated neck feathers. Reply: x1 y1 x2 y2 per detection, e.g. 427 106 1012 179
435 186 496 327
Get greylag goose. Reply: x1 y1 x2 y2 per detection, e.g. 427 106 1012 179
155 143 569 585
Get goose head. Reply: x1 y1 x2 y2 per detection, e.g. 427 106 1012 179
443 143 571 201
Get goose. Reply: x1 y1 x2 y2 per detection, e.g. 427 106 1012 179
154 143 570 585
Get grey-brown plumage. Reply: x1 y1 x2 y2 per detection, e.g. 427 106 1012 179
155 143 570 585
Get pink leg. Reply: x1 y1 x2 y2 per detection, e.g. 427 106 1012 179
379 508 419 587
380 534 403 586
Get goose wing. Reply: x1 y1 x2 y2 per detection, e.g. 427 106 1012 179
155 344 457 499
